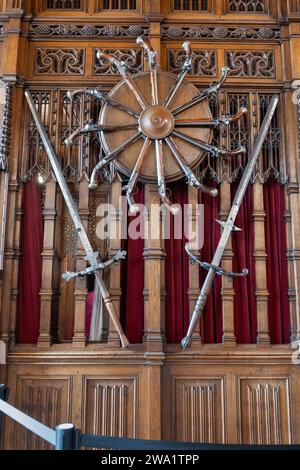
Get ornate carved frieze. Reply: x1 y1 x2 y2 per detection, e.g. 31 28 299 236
34 48 85 75
228 0 267 12
161 25 280 41
93 48 143 75
168 48 217 76
30 23 149 39
0 83 13 171
226 50 275 78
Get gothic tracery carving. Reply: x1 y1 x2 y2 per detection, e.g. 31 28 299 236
168 48 217 76
34 48 85 75
228 0 266 12
226 50 275 78
93 49 143 75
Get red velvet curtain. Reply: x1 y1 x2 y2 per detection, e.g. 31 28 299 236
165 181 189 343
231 183 257 343
121 185 145 343
264 180 290 343
17 180 43 343
198 181 222 343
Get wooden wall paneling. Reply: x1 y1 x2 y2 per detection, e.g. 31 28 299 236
9 375 72 450
171 374 226 443
187 185 201 346
237 375 292 444
107 178 122 347
83 375 138 438
72 176 89 347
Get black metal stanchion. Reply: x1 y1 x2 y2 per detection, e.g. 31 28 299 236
55 423 77 450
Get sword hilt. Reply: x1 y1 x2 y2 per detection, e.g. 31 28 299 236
62 250 127 282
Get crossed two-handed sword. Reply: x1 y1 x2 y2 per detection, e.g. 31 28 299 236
25 91 130 349
182 94 279 349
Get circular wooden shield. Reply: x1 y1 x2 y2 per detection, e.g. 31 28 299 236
99 71 212 183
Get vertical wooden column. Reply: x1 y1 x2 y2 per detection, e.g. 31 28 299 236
187 185 201 346
0 10 25 346
72 176 89 347
107 178 122 347
37 176 56 348
143 185 165 352
220 181 236 347
253 180 270 344
282 88 300 341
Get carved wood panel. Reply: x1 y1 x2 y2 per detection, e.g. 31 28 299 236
170 376 226 443
83 377 137 437
10 376 72 450
237 377 292 444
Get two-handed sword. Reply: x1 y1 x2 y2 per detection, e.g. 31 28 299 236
25 91 130 349
182 95 279 349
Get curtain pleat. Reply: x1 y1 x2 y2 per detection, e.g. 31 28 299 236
17 180 43 343
264 180 290 343
120 184 145 343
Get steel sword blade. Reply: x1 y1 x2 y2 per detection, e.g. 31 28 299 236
25 91 130 349
181 95 279 350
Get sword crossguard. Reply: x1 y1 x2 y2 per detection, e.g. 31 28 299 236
185 246 248 279
62 250 127 282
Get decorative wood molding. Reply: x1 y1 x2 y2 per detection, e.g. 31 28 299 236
161 25 280 41
0 82 12 171
29 23 149 39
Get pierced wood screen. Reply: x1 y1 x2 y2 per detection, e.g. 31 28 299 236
228 0 266 12
44 0 83 8
172 0 210 11
101 0 137 10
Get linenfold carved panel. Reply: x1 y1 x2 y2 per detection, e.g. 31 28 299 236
11 377 72 450
93 49 143 75
171 377 225 443
168 48 217 76
34 48 85 75
83 377 137 437
226 50 275 78
238 378 292 444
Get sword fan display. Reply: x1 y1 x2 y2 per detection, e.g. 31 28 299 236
65 38 246 214
26 36 277 350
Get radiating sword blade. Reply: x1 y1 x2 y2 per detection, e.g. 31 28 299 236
136 37 158 106
89 131 143 189
165 136 218 197
164 41 192 108
25 91 130 349
97 51 147 110
67 89 140 118
181 95 279 350
172 66 230 117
